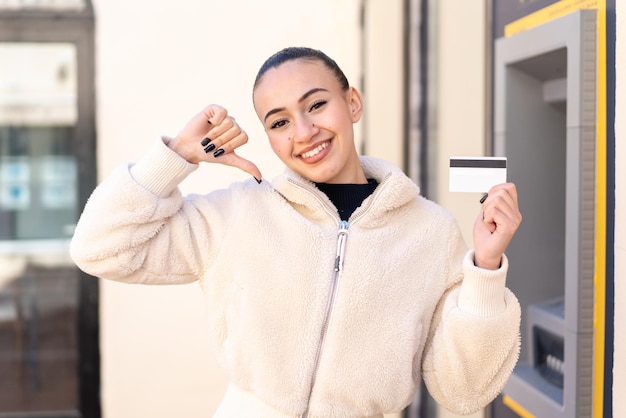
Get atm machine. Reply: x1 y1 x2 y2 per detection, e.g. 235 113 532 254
492 10 597 417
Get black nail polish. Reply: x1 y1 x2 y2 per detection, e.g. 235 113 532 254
201 137 212 146
253 177 262 184
480 193 488 204
213 148 225 158
204 143 216 153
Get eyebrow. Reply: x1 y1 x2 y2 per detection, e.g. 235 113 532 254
263 87 329 123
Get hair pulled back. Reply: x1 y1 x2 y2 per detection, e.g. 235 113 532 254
253 47 350 92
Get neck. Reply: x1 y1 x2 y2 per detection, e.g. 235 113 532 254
325 155 367 184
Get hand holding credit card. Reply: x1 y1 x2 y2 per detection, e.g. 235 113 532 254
447 156 521 271
449 157 507 193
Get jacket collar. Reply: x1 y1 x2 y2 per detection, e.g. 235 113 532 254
271 156 420 225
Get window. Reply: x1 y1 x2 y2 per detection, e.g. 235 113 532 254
0 3 99 418
0 0 86 11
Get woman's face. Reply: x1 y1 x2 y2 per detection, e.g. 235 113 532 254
253 59 365 184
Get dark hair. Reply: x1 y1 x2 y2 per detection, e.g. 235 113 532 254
253 47 350 91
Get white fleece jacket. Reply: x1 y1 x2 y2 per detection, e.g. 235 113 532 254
70 139 521 417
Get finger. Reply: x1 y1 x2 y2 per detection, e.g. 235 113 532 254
208 120 242 149
483 190 518 223
202 104 228 126
205 127 248 158
487 183 519 208
483 184 520 220
481 209 498 234
202 129 262 181
483 203 521 237
228 154 263 181
496 187 522 227
206 116 236 140
211 150 263 182
483 193 516 223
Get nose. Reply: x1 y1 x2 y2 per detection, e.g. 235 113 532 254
293 116 319 143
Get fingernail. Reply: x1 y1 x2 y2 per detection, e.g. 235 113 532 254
201 137 212 146
204 143 216 153
253 177 262 184
480 193 488 204
213 148 225 158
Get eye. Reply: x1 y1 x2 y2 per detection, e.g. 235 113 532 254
270 119 288 130
309 100 327 112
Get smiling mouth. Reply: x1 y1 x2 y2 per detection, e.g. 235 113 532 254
299 140 330 159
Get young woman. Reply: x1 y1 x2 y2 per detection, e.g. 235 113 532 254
71 47 522 418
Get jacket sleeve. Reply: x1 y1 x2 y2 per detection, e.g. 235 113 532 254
421 226 521 415
70 139 225 284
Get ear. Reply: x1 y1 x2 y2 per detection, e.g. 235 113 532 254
348 87 363 123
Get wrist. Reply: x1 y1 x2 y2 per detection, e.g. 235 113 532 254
130 139 198 197
474 253 502 270
167 135 200 164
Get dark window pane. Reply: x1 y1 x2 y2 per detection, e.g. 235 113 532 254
0 41 85 417
0 126 78 240
0 264 80 414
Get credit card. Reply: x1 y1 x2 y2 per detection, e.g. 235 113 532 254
449 157 507 193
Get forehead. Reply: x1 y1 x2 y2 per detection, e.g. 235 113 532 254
253 59 338 104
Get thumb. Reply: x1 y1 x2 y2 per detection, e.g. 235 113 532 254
221 152 263 183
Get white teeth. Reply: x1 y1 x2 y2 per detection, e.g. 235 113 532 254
300 141 329 159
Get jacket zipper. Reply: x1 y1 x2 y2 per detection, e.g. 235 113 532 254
302 220 350 418
283 177 390 417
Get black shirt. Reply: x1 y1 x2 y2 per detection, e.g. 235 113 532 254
315 178 379 221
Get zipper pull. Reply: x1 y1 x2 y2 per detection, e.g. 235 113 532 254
334 220 350 272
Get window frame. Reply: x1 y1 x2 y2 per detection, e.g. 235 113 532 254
0 4 100 418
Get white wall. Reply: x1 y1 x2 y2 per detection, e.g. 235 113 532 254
434 0 488 250
91 1 362 417
613 4 624 416
362 0 405 168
